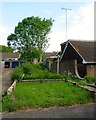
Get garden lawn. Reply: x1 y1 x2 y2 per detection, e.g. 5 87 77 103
2 81 94 112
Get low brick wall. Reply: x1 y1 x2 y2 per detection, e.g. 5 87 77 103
87 65 96 77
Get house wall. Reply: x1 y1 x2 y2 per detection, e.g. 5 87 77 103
87 65 96 77
59 60 75 75
45 60 96 78
46 60 75 75
4 60 24 68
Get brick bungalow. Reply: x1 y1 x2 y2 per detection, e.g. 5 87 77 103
0 52 23 68
60 39 96 78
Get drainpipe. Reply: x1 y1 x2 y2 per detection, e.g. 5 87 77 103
74 60 84 79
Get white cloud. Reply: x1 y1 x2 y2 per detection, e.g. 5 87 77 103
0 26 13 45
46 3 94 52
47 31 65 52
68 3 94 40
0 27 8 34
0 3 3 27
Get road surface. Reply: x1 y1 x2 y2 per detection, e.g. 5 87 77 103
2 103 95 118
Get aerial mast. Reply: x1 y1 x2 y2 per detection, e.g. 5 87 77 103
61 8 72 40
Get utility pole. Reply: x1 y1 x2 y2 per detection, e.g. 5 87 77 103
61 8 72 40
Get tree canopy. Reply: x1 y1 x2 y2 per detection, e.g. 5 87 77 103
7 16 54 62
0 45 13 52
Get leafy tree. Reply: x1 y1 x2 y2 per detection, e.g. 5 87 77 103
0 45 13 52
7 16 54 62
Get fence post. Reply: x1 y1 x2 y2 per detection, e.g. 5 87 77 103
10 61 12 68
49 60 51 71
57 55 60 74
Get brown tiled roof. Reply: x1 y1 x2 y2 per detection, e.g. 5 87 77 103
45 52 58 58
0 52 20 60
69 40 96 62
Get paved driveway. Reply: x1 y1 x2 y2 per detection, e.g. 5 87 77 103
2 103 95 118
2 68 12 93
0 68 12 100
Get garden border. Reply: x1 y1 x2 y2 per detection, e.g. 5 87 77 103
7 80 17 95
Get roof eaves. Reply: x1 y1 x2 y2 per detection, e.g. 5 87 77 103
83 61 96 64
60 41 69 61
60 40 69 46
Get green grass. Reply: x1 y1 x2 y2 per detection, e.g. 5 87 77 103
85 76 96 84
2 81 94 112
23 63 65 79
68 76 88 86
11 63 65 81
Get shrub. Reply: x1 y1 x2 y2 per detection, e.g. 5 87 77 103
2 96 15 112
39 63 47 70
52 73 64 79
85 76 96 83
21 62 32 75
43 72 64 79
11 67 23 81
23 72 65 80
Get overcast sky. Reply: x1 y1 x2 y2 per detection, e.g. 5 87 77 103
0 0 95 52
